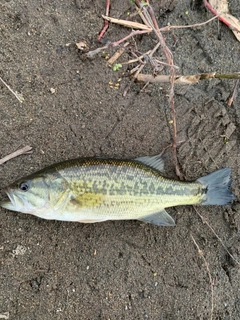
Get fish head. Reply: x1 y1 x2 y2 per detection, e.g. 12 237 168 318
1 175 50 215
0 169 67 218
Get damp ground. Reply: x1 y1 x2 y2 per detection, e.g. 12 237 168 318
0 1 240 319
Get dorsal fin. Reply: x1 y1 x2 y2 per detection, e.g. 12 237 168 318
134 154 165 172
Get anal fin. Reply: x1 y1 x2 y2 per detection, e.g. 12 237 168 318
138 209 175 227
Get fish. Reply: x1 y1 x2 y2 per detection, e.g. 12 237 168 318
0 154 234 226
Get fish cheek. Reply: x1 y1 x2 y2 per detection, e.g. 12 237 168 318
45 177 68 204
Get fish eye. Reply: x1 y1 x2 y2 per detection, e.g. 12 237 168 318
19 181 30 192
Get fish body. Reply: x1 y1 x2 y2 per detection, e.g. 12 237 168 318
0 155 234 226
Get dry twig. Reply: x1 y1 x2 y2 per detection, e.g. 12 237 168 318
0 76 24 103
160 15 218 31
0 146 33 165
102 15 152 31
107 42 130 66
103 11 217 33
98 0 111 40
194 207 240 267
133 72 240 84
86 29 150 59
191 234 214 320
228 79 239 106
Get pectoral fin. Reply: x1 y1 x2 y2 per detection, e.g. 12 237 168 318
138 209 175 226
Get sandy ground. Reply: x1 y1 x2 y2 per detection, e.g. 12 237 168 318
0 0 240 319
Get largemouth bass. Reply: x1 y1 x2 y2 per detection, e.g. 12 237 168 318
0 155 234 226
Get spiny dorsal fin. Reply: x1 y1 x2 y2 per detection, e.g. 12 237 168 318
134 154 165 172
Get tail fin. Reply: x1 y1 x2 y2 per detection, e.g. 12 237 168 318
197 168 234 205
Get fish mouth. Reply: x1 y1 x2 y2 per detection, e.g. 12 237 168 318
0 188 19 211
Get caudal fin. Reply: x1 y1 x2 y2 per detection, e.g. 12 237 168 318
197 168 234 205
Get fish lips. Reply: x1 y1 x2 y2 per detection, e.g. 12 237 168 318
0 188 24 212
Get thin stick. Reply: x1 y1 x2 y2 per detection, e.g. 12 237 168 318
126 58 178 69
133 72 240 84
107 42 129 65
0 146 33 165
102 15 152 31
191 234 214 320
160 15 218 31
86 29 150 59
0 76 23 103
121 50 152 65
135 5 152 29
98 0 111 40
103 14 217 33
194 206 240 266
112 29 151 46
228 79 239 106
